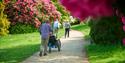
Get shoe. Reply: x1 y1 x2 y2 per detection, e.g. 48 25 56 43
44 53 47 56
39 51 42 57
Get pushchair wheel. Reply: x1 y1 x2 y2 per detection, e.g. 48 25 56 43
49 47 51 53
57 39 61 52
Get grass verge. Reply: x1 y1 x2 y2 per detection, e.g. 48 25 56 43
0 29 64 63
71 23 90 39
87 45 125 63
0 32 40 63
71 23 125 63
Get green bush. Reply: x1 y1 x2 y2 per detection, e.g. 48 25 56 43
9 23 38 34
70 19 80 25
89 16 125 45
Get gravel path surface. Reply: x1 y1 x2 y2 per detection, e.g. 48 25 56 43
22 30 89 63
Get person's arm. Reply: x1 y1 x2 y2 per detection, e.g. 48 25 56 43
69 23 71 29
48 24 53 33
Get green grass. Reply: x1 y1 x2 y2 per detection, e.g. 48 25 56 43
0 29 64 63
71 23 125 63
87 45 125 63
71 23 90 39
0 32 40 63
57 28 65 39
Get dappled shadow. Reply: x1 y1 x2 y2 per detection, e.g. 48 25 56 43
22 30 89 63
87 45 125 63
106 59 125 63
0 44 40 63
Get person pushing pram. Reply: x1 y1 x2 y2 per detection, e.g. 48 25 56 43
53 19 61 38
39 20 61 56
48 31 61 53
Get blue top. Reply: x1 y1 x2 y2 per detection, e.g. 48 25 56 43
53 19 59 28
40 23 51 39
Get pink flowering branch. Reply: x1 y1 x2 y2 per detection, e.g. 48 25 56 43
60 0 116 20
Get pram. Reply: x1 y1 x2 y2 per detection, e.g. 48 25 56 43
48 35 61 53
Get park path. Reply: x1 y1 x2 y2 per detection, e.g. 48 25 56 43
22 30 89 63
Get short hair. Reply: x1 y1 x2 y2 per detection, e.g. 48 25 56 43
46 20 49 23
42 20 49 23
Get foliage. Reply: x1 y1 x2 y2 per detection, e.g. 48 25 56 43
4 0 40 34
36 0 61 22
89 16 125 45
87 44 125 63
71 23 90 39
60 0 114 20
51 0 70 23
113 0 125 15
4 0 39 26
9 23 37 34
70 19 80 25
4 0 61 34
0 2 10 36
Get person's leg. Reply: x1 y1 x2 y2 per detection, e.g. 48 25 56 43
65 28 67 38
55 28 58 38
56 28 58 38
67 28 70 37
44 37 49 55
39 38 45 56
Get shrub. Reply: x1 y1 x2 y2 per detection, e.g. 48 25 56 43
9 23 37 34
51 0 69 22
70 19 80 25
4 1 38 26
89 16 125 45
0 2 10 36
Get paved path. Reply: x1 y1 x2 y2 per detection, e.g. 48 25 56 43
22 30 89 63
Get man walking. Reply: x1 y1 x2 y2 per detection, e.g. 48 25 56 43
64 21 70 38
39 20 52 56
53 19 59 38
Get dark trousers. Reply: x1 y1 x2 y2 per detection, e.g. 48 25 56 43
65 28 70 38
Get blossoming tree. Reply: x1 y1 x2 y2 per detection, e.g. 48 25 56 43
4 0 60 28
60 0 125 45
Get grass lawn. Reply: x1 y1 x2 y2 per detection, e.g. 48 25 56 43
71 23 90 39
57 28 65 39
87 45 125 63
0 29 64 63
71 23 125 63
0 32 40 63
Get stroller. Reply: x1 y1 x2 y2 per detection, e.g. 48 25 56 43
48 34 61 53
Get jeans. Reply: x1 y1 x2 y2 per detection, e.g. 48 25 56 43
65 28 70 38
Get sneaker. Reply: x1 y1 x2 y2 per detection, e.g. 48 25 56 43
39 51 42 57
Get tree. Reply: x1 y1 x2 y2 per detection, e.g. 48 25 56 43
51 0 70 22
60 0 125 45
4 0 39 26
3 0 61 34
4 0 61 27
60 0 115 20
36 0 61 22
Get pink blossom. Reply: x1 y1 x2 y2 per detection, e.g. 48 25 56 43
123 25 125 32
4 0 10 3
60 0 115 20
123 38 125 46
121 17 125 25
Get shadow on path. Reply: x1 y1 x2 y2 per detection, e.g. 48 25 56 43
22 30 89 63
